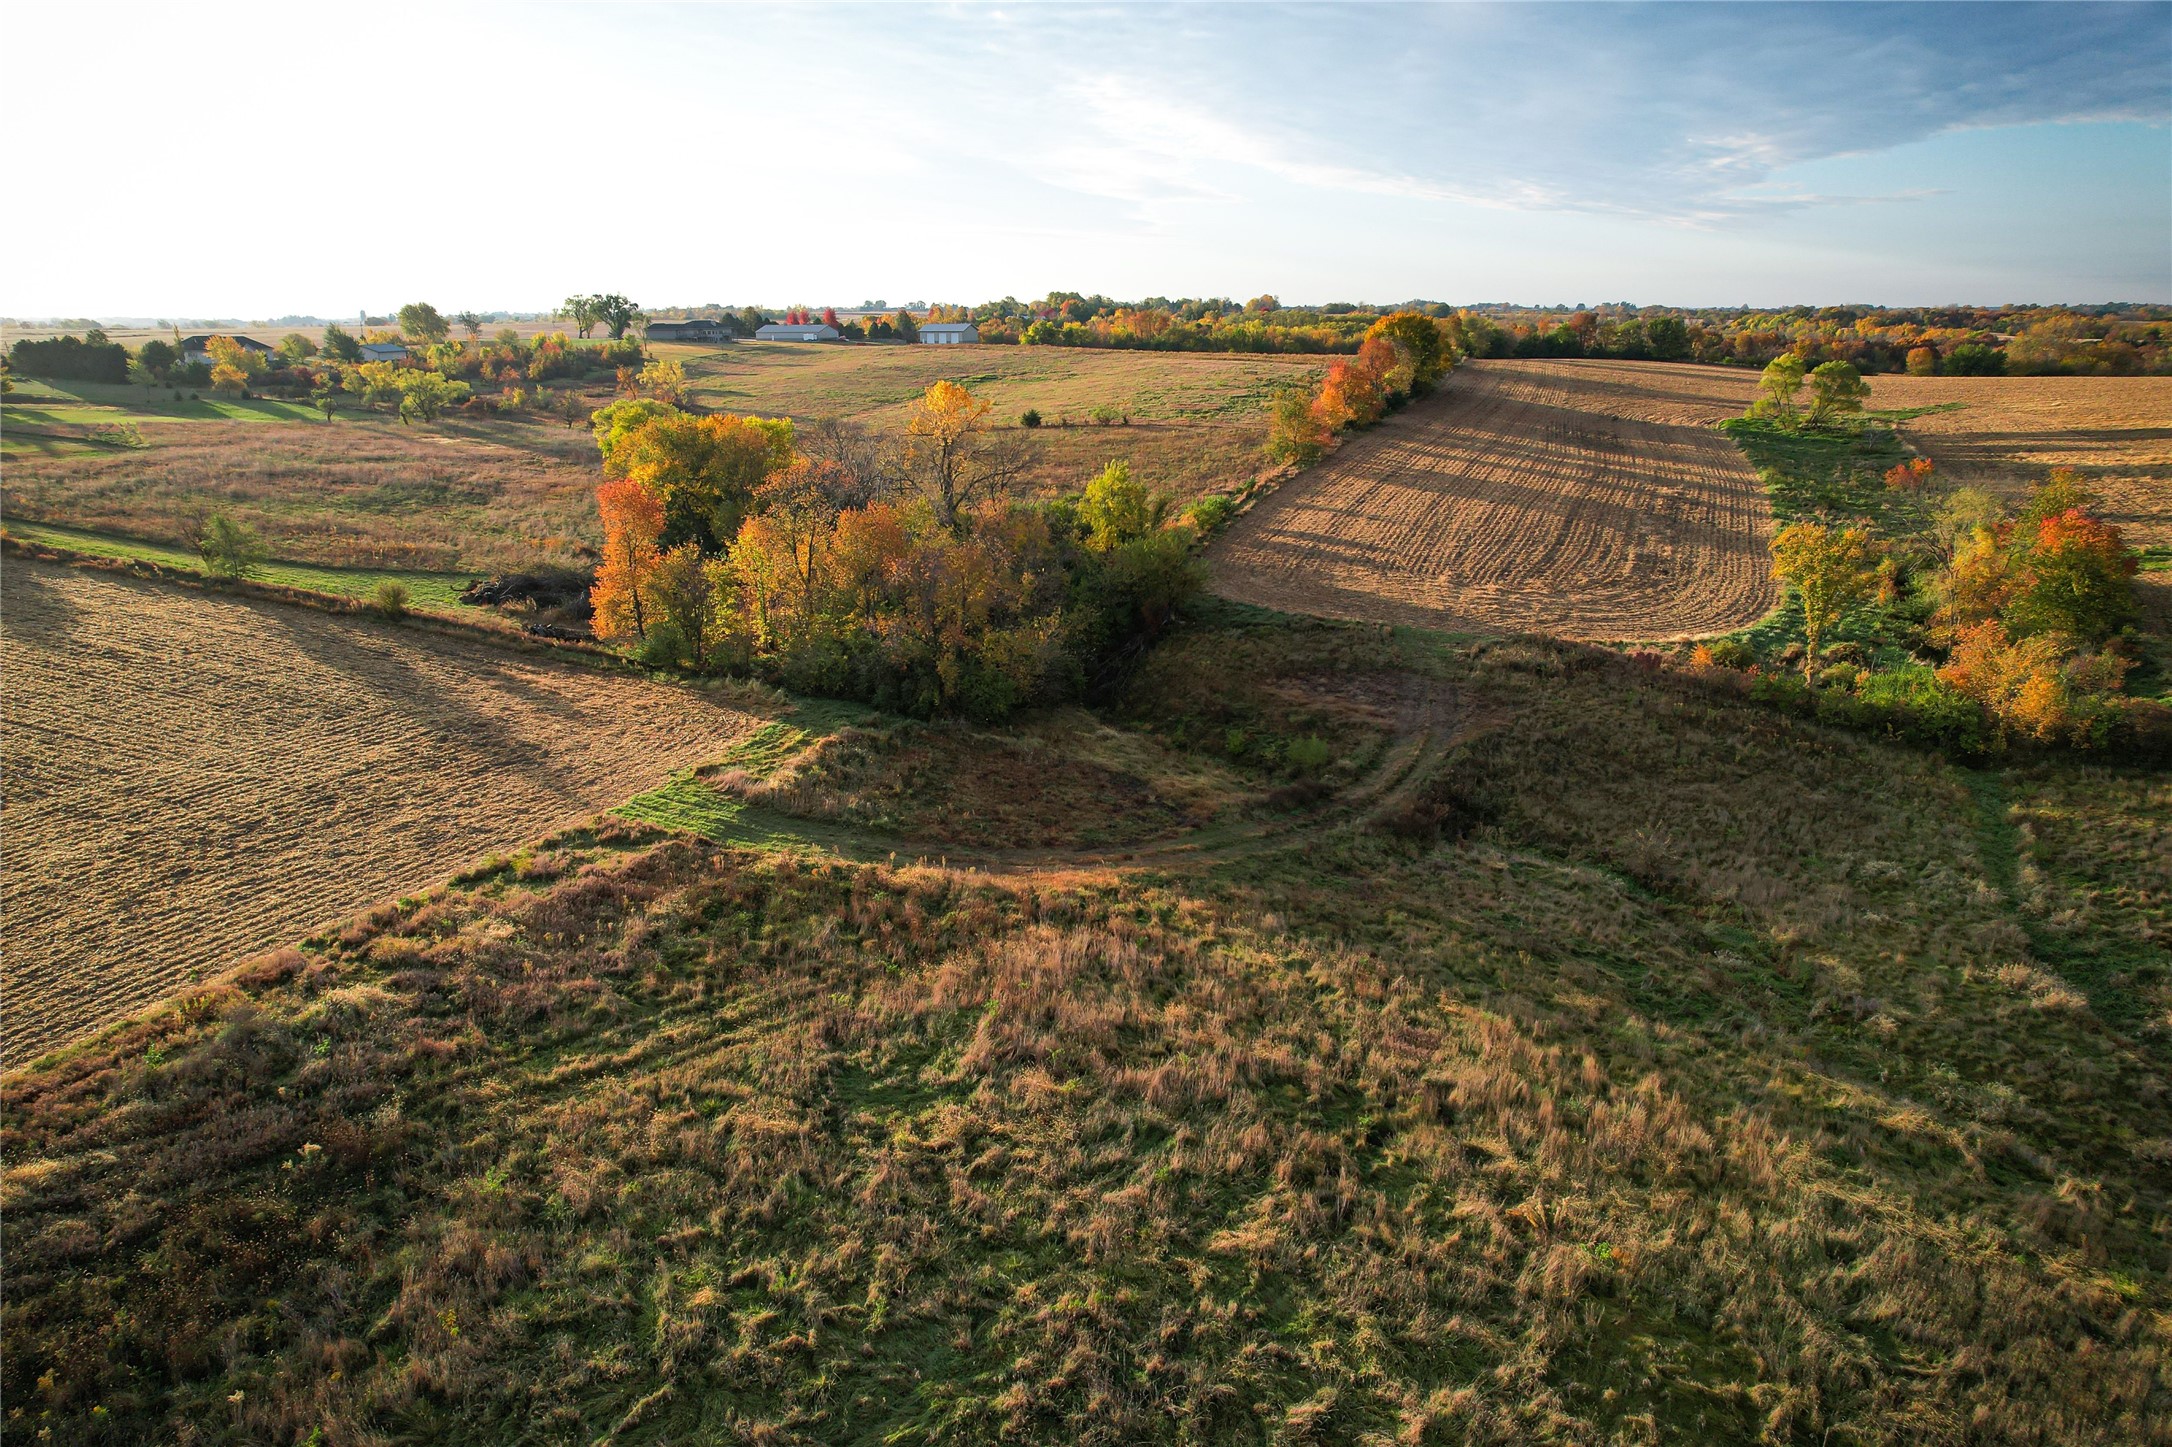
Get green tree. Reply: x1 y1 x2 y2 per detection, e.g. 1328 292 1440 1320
311 374 340 420
193 513 268 579
563 295 601 339
1806 360 1870 426
395 371 469 423
1645 314 1692 361
134 338 178 380
276 333 319 364
1749 355 1807 426
592 293 642 341
1770 521 1880 682
1079 460 1167 550
321 324 362 363
397 302 450 345
456 311 483 347
127 355 157 402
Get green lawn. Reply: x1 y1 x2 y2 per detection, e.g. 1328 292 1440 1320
6 376 318 422
4 519 476 611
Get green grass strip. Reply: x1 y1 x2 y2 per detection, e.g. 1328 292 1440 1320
4 520 475 612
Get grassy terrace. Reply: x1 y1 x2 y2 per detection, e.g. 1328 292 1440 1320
4 606 2165 1445
2 519 476 612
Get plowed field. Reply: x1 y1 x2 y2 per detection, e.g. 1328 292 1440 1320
2 563 762 1061
1868 373 2172 548
1210 360 1777 639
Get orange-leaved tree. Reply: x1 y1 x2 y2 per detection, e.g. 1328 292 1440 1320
2011 506 2135 640
1939 619 2130 745
592 476 664 641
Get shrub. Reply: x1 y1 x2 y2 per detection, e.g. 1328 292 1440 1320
372 580 410 618
1089 404 1122 426
1183 494 1235 536
1285 735 1332 775
1697 638 1756 670
1020 409 1041 428
1817 663 1861 691
193 513 267 580
1853 666 1994 753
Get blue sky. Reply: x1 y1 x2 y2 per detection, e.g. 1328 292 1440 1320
6 1 2167 315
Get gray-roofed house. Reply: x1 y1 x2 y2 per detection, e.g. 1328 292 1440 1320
647 318 731 343
754 322 841 342
178 333 277 367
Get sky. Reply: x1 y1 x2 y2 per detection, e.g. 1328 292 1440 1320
5 1 2168 317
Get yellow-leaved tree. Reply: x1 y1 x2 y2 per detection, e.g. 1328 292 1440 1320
902 381 1024 533
1770 521 1880 682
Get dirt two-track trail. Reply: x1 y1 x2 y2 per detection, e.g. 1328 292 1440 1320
1 562 762 1062
1210 359 1779 640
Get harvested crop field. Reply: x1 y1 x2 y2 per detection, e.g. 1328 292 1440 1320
1210 359 1778 639
1869 373 2172 548
1 562 762 1061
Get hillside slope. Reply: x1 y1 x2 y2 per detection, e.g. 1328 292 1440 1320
5 613 2167 1446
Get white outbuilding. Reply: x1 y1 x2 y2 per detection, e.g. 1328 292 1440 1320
755 323 841 342
919 323 980 345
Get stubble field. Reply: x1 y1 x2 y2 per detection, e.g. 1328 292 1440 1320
1 562 763 1061
1210 360 1781 640
1210 358 2172 640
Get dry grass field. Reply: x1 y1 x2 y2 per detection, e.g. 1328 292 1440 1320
4 390 606 573
673 340 1326 500
1210 360 1780 640
7 609 2165 1444
1 561 763 1061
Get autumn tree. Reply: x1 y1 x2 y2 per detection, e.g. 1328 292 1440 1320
204 335 265 398
1749 354 1806 426
2011 507 2135 640
1770 521 1879 681
1940 620 2130 745
900 380 1025 532
397 302 450 346
276 333 318 364
1364 311 1452 393
1806 360 1870 426
591 476 665 640
646 543 723 666
591 398 682 469
615 412 796 552
456 311 483 347
345 361 403 412
638 358 687 404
